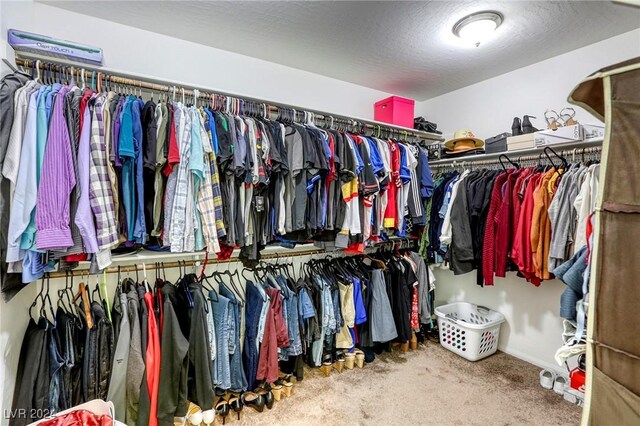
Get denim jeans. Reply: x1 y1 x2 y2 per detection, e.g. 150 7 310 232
211 294 231 389
243 281 263 390
219 285 248 392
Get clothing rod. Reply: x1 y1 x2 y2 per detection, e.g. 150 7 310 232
6 57 443 142
42 238 417 279
46 248 325 279
430 145 601 168
429 138 603 166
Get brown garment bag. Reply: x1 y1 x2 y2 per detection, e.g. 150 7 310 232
569 57 640 425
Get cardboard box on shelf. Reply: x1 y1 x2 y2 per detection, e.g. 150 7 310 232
534 124 583 147
582 123 605 141
507 134 535 151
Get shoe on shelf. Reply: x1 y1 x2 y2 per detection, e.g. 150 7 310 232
544 110 561 130
522 115 539 134
560 107 577 126
511 117 523 136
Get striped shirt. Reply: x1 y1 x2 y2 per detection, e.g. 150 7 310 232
169 103 192 252
35 86 76 250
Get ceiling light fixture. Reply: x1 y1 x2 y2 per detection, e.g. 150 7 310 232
452 11 503 47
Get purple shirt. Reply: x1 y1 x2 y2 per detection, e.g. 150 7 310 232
35 86 76 250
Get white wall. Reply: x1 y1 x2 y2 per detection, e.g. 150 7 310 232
417 29 640 141
433 269 567 373
1 1 392 119
420 29 640 372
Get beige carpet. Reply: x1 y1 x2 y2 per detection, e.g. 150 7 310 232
229 344 581 426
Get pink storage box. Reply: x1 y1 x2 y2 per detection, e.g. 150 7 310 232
374 96 415 128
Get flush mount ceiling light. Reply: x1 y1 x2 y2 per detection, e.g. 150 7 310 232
452 11 503 47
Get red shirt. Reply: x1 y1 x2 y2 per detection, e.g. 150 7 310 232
383 141 400 229
495 170 519 277
163 104 179 176
482 172 509 286
511 173 543 286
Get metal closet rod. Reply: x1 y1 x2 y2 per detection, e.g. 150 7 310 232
44 237 417 279
46 248 325 279
7 57 443 142
431 146 602 168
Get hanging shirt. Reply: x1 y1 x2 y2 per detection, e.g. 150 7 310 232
170 103 194 252
35 86 76 250
118 96 136 243
190 107 206 251
132 97 147 244
89 94 119 268
6 85 41 262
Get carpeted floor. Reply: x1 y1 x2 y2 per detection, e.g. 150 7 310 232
230 344 581 425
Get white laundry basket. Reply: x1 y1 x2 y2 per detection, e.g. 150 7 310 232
435 302 505 361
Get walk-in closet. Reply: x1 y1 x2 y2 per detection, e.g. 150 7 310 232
1 1 639 425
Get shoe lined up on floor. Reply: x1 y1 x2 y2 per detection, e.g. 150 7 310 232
180 340 428 424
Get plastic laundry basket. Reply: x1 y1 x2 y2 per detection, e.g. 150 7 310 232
435 302 505 361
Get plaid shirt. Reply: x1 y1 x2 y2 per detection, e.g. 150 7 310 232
89 94 119 249
201 110 226 239
169 103 192 252
195 110 220 253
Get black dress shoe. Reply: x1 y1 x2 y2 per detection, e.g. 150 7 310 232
522 115 539 134
229 393 243 420
241 391 266 413
255 386 275 410
511 117 522 136
215 396 230 425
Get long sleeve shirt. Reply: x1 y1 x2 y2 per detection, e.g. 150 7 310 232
36 87 76 250
6 87 40 262
73 104 99 253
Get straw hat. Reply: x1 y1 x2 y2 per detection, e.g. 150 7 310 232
444 129 484 151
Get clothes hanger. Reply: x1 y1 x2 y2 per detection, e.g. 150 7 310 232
29 276 46 322
498 154 520 171
101 270 112 322
543 146 568 171
57 271 75 314
179 261 195 308
42 274 57 327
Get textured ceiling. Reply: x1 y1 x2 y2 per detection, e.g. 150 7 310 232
42 1 640 100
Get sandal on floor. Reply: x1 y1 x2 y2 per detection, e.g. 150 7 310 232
344 353 355 369
540 369 556 390
187 402 203 425
202 409 215 426
553 376 568 395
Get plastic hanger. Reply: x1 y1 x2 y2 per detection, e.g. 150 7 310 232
100 270 112 322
